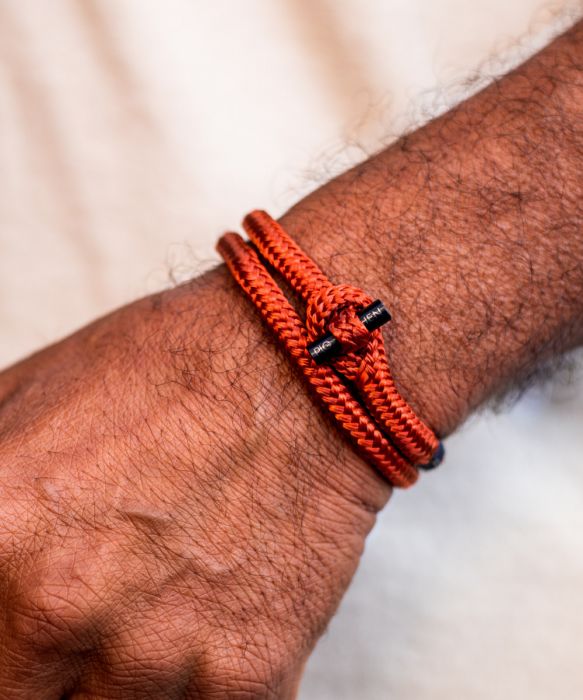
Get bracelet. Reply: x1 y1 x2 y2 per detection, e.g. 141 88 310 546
217 210 444 488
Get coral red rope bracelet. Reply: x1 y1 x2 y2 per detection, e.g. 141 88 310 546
216 210 444 488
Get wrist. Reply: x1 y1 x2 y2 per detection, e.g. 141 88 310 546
279 198 459 438
155 267 393 515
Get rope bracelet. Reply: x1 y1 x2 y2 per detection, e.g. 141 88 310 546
216 210 444 488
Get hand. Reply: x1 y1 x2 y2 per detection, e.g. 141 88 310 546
0 269 387 699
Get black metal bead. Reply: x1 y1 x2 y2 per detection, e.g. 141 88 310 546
419 441 445 471
307 299 391 364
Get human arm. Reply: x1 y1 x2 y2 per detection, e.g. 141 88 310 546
1 19 583 700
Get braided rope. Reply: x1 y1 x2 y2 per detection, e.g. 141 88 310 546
217 211 442 488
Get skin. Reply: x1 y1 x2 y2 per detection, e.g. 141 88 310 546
1 18 583 700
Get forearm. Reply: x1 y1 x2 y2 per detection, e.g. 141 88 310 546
279 20 583 440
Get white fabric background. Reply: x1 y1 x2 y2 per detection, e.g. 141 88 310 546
1 1 582 698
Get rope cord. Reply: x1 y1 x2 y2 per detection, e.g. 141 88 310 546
217 210 443 488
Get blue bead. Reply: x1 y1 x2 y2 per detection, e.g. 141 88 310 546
419 441 445 471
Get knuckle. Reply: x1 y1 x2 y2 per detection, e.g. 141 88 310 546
107 647 186 688
102 624 291 699
101 620 193 692
8 570 99 651
198 633 291 700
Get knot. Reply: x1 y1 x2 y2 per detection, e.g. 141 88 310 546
328 307 370 353
306 284 374 354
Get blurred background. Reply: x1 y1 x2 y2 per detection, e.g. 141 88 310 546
1 1 583 698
